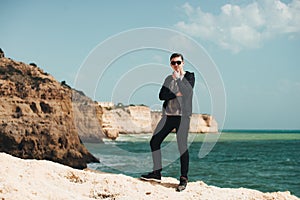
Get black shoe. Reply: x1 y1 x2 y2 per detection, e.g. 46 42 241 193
140 171 161 182
176 176 188 192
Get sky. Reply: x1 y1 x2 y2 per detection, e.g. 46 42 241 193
1 0 300 130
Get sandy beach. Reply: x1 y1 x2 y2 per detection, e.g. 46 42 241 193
0 153 298 200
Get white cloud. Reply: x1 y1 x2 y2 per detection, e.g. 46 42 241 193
175 0 300 53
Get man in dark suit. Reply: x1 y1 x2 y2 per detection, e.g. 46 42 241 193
141 53 195 192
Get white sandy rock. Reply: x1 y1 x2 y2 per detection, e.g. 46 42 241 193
0 153 298 200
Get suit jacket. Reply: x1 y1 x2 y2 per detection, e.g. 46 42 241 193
159 71 195 116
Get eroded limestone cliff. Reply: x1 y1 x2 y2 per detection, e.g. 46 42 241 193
151 112 218 133
101 105 152 139
101 105 218 139
0 55 101 169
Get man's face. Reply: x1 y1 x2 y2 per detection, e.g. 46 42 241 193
170 56 184 72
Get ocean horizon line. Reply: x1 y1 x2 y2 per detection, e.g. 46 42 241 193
219 129 300 133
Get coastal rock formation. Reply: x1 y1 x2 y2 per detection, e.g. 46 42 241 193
0 55 101 169
151 112 218 133
189 113 218 133
101 105 152 139
100 105 218 139
72 90 104 143
1 152 299 200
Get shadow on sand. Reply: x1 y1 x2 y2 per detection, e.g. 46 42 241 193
139 178 178 189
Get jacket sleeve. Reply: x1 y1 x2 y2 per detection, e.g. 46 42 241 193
176 72 195 97
159 76 177 101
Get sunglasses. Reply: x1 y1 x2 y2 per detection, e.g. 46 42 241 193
170 61 182 65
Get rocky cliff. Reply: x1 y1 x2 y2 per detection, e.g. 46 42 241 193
101 105 152 139
0 54 101 169
151 112 218 133
72 90 104 143
189 113 218 133
101 105 218 139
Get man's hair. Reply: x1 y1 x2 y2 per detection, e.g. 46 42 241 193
170 53 184 61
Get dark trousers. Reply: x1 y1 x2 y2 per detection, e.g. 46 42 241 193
150 116 190 178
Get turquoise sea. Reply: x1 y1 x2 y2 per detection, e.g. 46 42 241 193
85 130 300 197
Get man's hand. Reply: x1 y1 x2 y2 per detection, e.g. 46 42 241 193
176 92 183 96
173 71 180 80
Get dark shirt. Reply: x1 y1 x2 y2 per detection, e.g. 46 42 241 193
159 71 195 116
